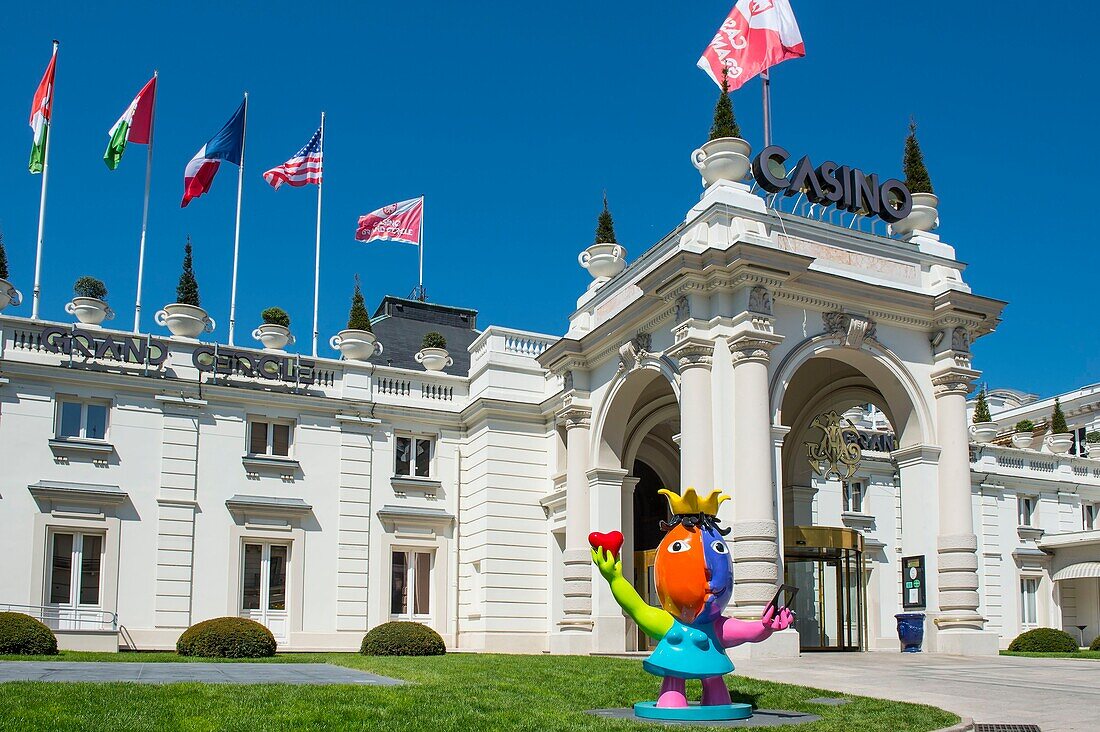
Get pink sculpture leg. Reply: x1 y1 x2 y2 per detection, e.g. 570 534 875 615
701 676 732 706
656 676 688 708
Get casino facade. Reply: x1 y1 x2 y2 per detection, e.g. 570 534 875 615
2 140 1099 657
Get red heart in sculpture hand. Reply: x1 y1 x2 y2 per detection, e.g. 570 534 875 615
589 531 624 559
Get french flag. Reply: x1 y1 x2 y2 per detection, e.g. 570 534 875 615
181 99 246 207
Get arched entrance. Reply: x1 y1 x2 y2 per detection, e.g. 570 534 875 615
773 341 932 652
592 365 680 650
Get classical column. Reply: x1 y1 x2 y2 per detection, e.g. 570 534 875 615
558 406 594 638
668 338 714 491
588 466 630 653
728 332 783 618
930 367 986 631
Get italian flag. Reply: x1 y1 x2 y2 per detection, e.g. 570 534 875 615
104 75 157 170
28 45 57 174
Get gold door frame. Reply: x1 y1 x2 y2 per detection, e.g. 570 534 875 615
784 526 867 652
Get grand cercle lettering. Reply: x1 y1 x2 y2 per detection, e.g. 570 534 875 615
751 145 913 224
192 345 317 386
43 326 169 367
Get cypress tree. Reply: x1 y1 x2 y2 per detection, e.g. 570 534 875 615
594 193 617 244
0 231 9 281
347 275 372 331
176 237 201 307
973 385 992 423
903 119 934 194
1051 397 1069 434
709 67 741 141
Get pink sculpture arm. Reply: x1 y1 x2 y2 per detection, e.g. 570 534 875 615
716 604 794 648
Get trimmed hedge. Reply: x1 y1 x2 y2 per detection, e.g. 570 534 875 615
1007 627 1078 653
360 621 445 657
0 612 58 655
176 617 276 658
1091 635 1100 652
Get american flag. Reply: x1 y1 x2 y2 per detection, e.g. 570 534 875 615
262 126 323 189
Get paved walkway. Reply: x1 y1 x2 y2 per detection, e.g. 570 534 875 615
733 652 1096 732
0 661 403 686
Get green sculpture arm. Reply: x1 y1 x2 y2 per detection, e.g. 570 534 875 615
591 547 674 640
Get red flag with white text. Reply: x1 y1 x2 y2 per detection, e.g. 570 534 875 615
698 0 805 91
355 197 423 246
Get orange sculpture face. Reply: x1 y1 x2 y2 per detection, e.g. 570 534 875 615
653 520 733 625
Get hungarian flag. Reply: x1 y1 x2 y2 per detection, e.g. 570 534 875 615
698 0 805 91
355 197 423 246
182 99 246 207
104 75 157 170
28 45 58 174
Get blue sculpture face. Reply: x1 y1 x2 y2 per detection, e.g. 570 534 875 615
697 523 733 624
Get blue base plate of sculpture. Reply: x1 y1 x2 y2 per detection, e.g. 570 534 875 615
633 701 753 721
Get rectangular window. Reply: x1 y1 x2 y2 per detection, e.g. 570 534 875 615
56 399 109 440
1084 503 1098 532
48 532 103 607
247 420 293 457
1020 578 1038 626
242 544 262 611
390 550 432 618
268 545 287 611
1018 496 1035 527
395 436 432 477
842 481 864 513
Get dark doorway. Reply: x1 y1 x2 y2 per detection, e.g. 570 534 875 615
632 460 669 551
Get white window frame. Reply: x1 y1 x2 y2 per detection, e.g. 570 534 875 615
55 398 111 441
238 540 291 642
46 530 105 627
842 480 864 514
394 435 434 478
389 549 433 621
1017 495 1036 527
1020 577 1039 628
246 418 294 458
1083 502 1099 532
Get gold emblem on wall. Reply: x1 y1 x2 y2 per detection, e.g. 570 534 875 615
806 410 862 480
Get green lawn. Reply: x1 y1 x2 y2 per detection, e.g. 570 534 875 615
0 652 956 732
1000 650 1100 660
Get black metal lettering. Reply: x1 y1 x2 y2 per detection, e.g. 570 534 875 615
815 161 843 204
751 146 791 193
878 178 912 223
787 155 825 201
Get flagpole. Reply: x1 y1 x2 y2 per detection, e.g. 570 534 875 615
762 69 772 148
417 198 424 301
228 92 248 346
311 112 325 357
133 70 158 333
31 40 59 321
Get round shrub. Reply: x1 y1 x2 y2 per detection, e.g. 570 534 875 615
176 617 276 658
1090 635 1100 652
1007 627 1078 653
0 612 58 655
360 621 445 657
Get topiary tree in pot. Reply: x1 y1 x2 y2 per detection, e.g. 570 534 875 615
0 231 23 312
1012 419 1037 449
1047 397 1074 454
156 237 216 338
893 118 940 236
579 194 627 281
691 66 751 188
416 331 452 372
67 276 114 326
970 385 997 443
331 275 382 361
253 306 294 351
1085 431 1100 458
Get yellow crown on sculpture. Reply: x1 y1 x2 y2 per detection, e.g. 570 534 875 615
658 488 730 517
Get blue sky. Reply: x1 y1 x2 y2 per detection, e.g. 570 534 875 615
1 2 1096 398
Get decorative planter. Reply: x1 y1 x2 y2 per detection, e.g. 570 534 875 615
578 243 627 280
330 329 382 361
0 278 22 312
415 347 452 372
895 613 925 653
1010 432 1035 450
691 137 752 188
155 303 215 339
65 297 114 326
891 192 939 236
1086 442 1100 459
970 421 999 444
252 323 294 351
1047 433 1074 455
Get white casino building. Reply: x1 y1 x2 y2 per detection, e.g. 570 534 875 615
2 140 1098 657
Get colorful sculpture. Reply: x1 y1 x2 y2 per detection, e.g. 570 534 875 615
590 488 793 721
